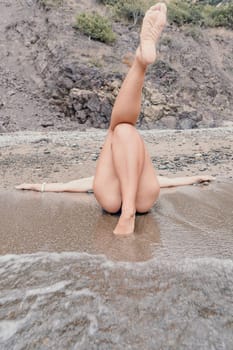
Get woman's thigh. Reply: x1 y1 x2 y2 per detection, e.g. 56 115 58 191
93 131 122 213
93 129 160 214
135 138 160 213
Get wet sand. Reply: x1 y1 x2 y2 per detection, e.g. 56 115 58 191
0 128 233 261
1 129 233 349
1 180 232 262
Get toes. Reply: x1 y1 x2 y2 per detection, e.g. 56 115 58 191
206 175 215 181
160 3 167 14
150 4 162 12
150 2 167 13
146 3 167 26
198 175 215 183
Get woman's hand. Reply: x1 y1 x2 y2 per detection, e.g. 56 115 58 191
196 175 215 183
15 183 40 191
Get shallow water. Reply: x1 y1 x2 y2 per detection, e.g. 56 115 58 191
0 181 233 349
0 181 232 261
0 253 233 349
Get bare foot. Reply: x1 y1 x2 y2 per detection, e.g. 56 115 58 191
137 2 167 66
15 183 31 190
196 175 215 183
113 213 135 235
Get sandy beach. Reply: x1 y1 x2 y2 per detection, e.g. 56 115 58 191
0 179 232 261
1 127 232 190
1 128 233 349
1 126 232 257
0 126 232 260
1 0 233 347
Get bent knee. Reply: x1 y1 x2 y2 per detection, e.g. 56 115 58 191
93 185 121 214
113 123 135 138
150 184 160 204
103 203 121 214
136 185 160 213
97 197 121 214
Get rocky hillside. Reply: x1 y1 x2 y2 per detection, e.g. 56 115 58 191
0 0 233 132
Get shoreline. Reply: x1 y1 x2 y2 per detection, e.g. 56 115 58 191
1 126 233 147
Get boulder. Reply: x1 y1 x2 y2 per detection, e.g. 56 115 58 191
161 116 177 129
150 91 167 105
68 88 112 128
143 104 164 121
178 118 196 129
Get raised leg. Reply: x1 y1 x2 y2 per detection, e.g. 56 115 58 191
109 60 146 130
94 3 167 234
109 2 167 130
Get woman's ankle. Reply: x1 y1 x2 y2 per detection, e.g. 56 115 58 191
135 47 149 70
121 205 136 218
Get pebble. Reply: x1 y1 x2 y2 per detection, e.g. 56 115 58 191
158 165 167 170
41 122 54 127
199 167 208 171
8 90 16 96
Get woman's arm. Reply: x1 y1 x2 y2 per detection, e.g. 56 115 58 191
15 174 214 192
157 175 214 188
15 176 94 193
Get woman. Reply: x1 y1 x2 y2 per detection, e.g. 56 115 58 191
16 3 214 235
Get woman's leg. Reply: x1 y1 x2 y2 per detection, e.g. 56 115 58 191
93 131 122 214
93 124 160 234
109 60 146 130
110 2 167 130
111 123 144 234
110 3 166 234
94 3 167 234
111 123 160 234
